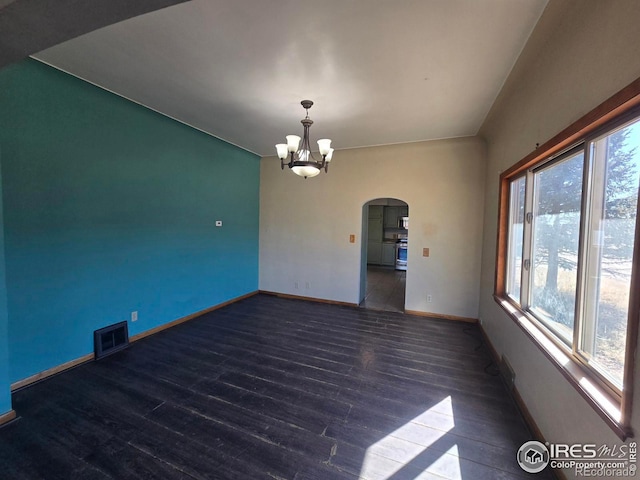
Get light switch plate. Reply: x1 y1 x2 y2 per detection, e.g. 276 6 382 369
349 234 355 243
423 248 430 257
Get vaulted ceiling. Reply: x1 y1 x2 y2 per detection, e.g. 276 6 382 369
12 0 548 156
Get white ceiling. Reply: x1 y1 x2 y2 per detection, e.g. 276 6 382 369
33 0 548 157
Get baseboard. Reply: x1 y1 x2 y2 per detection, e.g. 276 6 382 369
478 323 500 361
478 323 566 480
258 292 477 322
11 353 95 391
130 290 258 342
0 409 16 426
10 290 259 392
404 309 478 324
258 290 358 308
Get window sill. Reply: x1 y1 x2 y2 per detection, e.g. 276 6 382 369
493 294 632 440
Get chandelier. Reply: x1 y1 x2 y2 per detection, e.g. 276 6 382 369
275 100 334 178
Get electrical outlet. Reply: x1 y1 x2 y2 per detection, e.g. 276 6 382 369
305 282 310 289
131 311 138 322
215 220 223 227
427 295 432 303
294 282 299 289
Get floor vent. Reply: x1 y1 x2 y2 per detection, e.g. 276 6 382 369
499 355 515 391
94 321 129 359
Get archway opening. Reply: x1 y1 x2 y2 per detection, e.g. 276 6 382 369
359 198 409 312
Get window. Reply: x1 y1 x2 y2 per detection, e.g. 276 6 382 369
529 150 584 346
506 176 525 302
580 123 640 388
496 96 640 439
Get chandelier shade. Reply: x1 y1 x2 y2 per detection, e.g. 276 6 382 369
276 100 334 178
291 164 320 178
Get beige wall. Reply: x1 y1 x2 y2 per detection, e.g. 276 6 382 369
260 137 486 319
478 0 640 476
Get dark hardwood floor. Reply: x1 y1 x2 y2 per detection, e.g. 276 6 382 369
0 294 552 479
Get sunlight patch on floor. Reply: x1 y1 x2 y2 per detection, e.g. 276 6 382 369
422 445 462 480
358 396 461 480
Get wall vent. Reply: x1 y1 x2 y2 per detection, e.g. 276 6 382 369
499 355 515 391
94 321 129 359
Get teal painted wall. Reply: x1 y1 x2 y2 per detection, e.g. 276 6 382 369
0 60 260 384
0 149 10 414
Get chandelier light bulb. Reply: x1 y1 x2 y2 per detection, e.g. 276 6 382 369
286 135 301 152
317 139 332 156
275 144 288 160
299 149 310 162
325 148 334 162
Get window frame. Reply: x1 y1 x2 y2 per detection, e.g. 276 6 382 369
494 78 640 440
505 175 526 303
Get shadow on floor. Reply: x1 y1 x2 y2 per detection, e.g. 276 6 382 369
360 265 406 312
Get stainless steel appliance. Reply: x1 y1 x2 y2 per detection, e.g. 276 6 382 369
395 237 408 271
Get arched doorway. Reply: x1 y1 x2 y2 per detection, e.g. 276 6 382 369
359 198 409 312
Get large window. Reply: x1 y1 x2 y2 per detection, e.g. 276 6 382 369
497 104 640 438
530 150 584 346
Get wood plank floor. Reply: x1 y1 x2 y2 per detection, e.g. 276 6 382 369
0 294 553 479
360 266 406 313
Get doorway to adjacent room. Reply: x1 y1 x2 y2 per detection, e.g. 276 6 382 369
359 198 409 312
